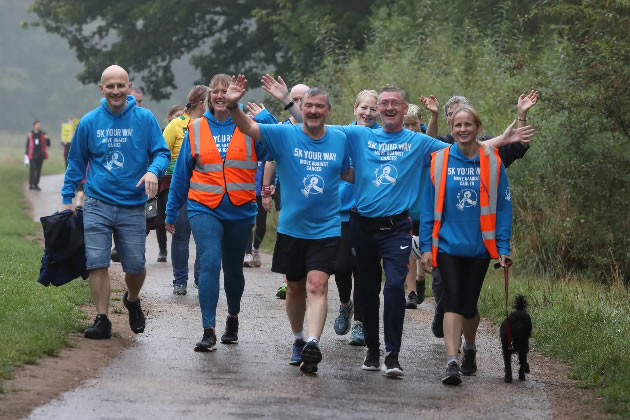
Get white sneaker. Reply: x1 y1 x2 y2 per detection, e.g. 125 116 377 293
252 249 261 267
243 253 253 267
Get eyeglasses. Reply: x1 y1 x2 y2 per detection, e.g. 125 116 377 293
378 100 404 108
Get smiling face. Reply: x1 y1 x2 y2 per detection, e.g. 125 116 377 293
301 93 330 134
451 109 480 145
378 90 408 132
354 96 378 127
210 82 228 114
99 66 131 114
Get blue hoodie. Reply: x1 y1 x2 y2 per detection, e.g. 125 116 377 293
165 108 275 224
420 143 512 259
61 95 170 206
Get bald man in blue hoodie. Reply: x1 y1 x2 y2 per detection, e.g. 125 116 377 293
61 65 170 340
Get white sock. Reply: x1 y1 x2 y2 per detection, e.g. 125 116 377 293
447 356 458 366
307 336 319 345
293 331 304 342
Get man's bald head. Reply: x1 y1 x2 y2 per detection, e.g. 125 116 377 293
290 84 309 111
100 65 129 85
99 65 132 114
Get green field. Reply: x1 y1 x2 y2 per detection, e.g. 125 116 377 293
0 140 90 392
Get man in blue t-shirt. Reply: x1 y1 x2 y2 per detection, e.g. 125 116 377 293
226 75 353 374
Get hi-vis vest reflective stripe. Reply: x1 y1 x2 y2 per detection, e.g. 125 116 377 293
430 145 501 267
187 118 257 209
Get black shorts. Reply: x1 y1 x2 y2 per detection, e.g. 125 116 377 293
437 253 490 318
412 220 420 236
271 233 339 281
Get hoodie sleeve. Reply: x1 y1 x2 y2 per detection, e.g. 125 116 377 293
165 132 194 225
253 108 279 125
146 114 171 178
61 120 90 204
495 163 512 256
420 174 435 253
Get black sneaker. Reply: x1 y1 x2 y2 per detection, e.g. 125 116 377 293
194 327 217 352
122 291 145 334
362 348 380 371
416 279 426 304
33 185 41 191
111 248 120 263
432 305 444 338
220 315 239 344
157 250 167 263
300 340 322 374
461 348 477 376
384 351 404 377
442 361 462 385
405 291 418 309
84 314 112 339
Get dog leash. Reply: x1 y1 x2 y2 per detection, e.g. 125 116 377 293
496 257 514 351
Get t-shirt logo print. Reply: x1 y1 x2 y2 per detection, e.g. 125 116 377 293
301 175 325 197
104 150 125 171
373 164 398 187
456 189 478 211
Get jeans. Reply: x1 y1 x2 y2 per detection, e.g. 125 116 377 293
189 212 253 328
351 214 412 353
171 204 199 287
83 196 146 273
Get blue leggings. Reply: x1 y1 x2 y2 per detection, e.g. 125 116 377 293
189 213 253 328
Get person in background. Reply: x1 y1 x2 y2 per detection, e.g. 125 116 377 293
26 120 50 191
162 86 208 295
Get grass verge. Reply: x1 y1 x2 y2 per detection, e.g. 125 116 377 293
0 159 91 392
478 268 630 418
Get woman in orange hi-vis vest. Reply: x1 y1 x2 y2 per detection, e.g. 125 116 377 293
420 106 513 386
165 74 276 352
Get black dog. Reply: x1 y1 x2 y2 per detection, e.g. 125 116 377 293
500 295 532 383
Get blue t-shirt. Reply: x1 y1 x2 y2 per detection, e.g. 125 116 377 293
259 124 350 239
334 126 449 217
420 143 512 258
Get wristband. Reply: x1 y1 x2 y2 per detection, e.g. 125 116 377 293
226 103 238 111
261 185 273 197
283 101 295 111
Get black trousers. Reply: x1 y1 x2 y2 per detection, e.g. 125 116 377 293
29 157 43 187
334 221 362 322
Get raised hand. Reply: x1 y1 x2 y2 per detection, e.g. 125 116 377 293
517 90 539 115
261 74 289 102
502 120 535 145
246 102 265 117
226 74 247 108
420 95 439 114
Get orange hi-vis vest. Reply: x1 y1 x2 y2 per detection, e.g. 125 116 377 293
187 117 258 209
430 145 501 267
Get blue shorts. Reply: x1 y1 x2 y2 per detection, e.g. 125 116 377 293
83 196 146 273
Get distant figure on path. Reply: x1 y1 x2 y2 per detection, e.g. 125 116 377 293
26 120 50 191
60 64 170 340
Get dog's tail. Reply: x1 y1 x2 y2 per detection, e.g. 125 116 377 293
514 295 528 311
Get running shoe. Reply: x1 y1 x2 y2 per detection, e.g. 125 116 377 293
348 323 365 346
243 253 253 267
84 314 112 339
432 305 444 338
195 327 217 352
362 348 381 371
252 249 262 267
405 291 418 309
122 291 145 334
460 348 477 376
442 361 462 385
173 285 187 296
220 315 239 344
334 301 353 335
276 282 287 299
300 340 322 374
111 247 120 263
157 250 167 262
289 339 306 365
384 351 404 377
